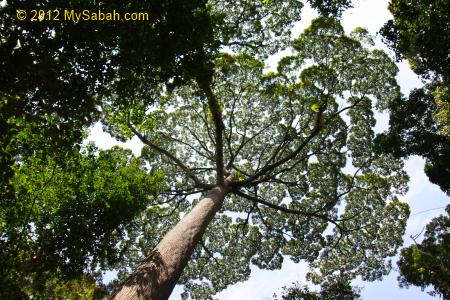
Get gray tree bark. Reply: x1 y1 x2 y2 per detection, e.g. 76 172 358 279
110 182 231 300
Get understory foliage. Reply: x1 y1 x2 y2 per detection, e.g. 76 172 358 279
105 17 409 298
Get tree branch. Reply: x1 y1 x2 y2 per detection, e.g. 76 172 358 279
202 85 226 184
154 195 187 219
127 122 208 189
235 189 346 233
228 41 261 50
238 108 325 187
255 205 294 239
184 125 215 160
200 239 224 267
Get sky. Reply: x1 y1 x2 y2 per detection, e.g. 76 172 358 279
88 1 449 299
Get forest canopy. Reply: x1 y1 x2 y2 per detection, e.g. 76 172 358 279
2 0 446 299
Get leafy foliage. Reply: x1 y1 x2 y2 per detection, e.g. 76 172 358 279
275 280 361 300
378 1 450 295
380 0 450 81
397 205 450 298
377 0 450 194
1 2 216 295
307 0 353 17
26 274 109 300
105 17 409 298
0 144 164 298
0 0 217 208
375 88 450 195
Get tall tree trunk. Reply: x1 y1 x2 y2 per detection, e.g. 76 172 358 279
111 184 229 300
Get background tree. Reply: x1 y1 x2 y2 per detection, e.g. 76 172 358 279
377 1 449 296
29 274 109 300
0 0 217 228
377 0 450 194
106 18 409 299
375 88 450 195
379 0 449 82
0 0 217 195
397 205 450 299
275 279 361 300
0 144 164 298
307 0 353 17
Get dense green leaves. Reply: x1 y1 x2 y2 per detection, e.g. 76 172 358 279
307 0 353 17
380 0 450 81
1 2 217 294
210 0 303 57
0 144 163 298
397 205 450 298
377 0 450 194
0 0 217 205
375 88 450 195
25 274 109 300
378 1 450 294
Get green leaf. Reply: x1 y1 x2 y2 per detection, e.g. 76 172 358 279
311 104 320 112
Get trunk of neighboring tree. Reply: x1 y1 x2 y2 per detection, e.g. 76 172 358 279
110 183 229 300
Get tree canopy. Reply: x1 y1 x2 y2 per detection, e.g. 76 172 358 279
0 144 164 298
377 0 450 194
375 88 450 195
0 0 217 196
105 17 409 298
1 1 216 296
380 0 449 82
377 1 450 296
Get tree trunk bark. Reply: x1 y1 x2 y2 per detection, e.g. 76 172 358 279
110 183 229 300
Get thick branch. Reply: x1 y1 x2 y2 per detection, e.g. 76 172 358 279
228 40 261 50
202 85 226 184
